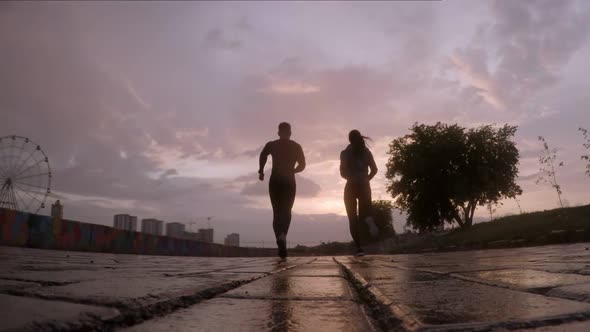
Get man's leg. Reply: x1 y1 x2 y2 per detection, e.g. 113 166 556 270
269 179 281 240
279 181 296 236
344 182 361 250
276 181 295 258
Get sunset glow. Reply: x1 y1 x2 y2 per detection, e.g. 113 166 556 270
2 1 589 245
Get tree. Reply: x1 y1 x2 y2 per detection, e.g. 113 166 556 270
359 200 396 244
385 123 522 231
372 200 396 237
514 197 524 214
486 202 498 221
580 127 590 176
536 136 564 208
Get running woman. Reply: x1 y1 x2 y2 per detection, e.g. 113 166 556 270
340 129 377 256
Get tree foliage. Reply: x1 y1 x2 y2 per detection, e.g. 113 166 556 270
359 200 396 244
536 136 564 208
385 123 522 231
372 200 396 237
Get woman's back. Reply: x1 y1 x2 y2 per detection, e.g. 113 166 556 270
340 145 376 182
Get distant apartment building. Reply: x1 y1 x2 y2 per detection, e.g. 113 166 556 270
51 200 63 219
182 231 201 241
224 233 240 247
113 214 137 231
198 228 214 243
166 222 186 238
180 228 214 243
141 218 164 235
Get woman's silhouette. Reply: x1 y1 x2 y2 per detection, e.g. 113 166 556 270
339 130 377 256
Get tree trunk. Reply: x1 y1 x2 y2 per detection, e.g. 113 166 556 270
466 201 477 227
456 201 476 229
453 210 465 229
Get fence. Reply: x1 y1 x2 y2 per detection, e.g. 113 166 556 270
0 208 275 257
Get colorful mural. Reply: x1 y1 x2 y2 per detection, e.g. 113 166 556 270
0 208 274 257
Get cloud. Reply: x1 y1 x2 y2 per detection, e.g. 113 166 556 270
450 48 506 110
518 171 541 182
1 1 589 242
240 174 321 198
204 28 242 50
158 168 178 181
450 0 590 112
260 82 321 95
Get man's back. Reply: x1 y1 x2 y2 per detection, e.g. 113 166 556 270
263 139 304 179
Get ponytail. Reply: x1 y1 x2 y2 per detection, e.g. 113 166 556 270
349 130 371 155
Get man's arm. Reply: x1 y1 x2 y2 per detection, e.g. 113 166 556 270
293 144 306 173
368 150 378 181
258 143 271 181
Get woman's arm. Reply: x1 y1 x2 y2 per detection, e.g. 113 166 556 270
339 151 349 179
367 150 378 181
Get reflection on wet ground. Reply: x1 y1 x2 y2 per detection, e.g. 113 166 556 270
4 244 590 330
338 243 590 329
124 257 373 332
270 267 292 331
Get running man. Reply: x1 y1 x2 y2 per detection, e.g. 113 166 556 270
259 122 306 258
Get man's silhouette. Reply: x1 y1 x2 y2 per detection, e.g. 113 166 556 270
259 122 306 258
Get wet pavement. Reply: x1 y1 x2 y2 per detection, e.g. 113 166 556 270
336 243 590 331
2 244 590 331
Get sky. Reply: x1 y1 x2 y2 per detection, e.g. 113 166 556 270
1 1 589 246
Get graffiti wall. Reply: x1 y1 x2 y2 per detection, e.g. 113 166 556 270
0 208 274 257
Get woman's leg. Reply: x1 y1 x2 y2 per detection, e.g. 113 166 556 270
358 181 373 227
344 182 361 250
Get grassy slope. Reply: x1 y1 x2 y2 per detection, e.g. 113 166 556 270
390 204 590 253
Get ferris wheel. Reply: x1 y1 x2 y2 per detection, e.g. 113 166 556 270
0 135 52 214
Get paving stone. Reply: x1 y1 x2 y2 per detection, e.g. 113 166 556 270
526 262 589 274
280 264 344 277
460 269 590 290
6 245 590 330
421 264 508 274
0 279 40 291
0 270 105 284
223 275 353 300
546 283 590 302
123 298 372 332
24 276 237 307
371 279 590 325
518 320 590 331
179 272 266 281
0 294 119 331
345 264 442 282
223 265 284 273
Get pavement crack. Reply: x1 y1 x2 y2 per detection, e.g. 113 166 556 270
334 257 424 332
0 277 76 287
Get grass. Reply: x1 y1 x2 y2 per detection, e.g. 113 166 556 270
390 204 590 254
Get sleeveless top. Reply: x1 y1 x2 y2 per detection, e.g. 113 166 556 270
340 145 376 183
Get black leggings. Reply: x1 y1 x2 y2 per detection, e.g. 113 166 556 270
269 176 296 239
344 180 372 249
